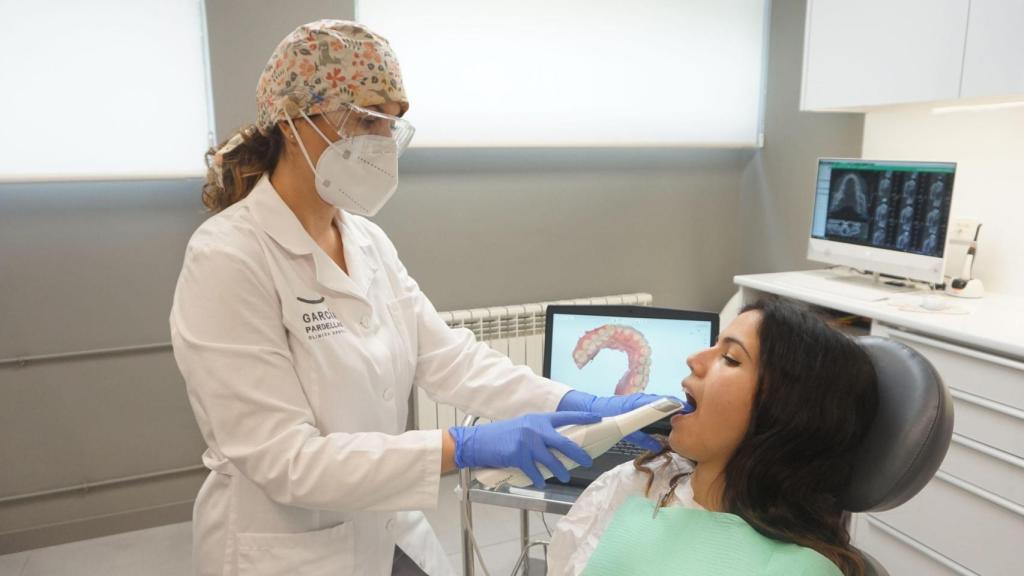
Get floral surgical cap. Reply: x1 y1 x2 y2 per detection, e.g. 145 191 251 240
255 20 408 131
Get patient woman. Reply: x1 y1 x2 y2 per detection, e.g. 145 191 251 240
547 298 878 576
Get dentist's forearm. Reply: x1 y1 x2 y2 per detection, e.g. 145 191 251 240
441 429 457 474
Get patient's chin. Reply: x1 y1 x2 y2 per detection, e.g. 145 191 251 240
667 430 697 460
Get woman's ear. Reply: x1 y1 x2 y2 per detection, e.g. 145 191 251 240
276 121 300 160
277 120 298 144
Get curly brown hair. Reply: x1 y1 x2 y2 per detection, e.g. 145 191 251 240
202 125 284 212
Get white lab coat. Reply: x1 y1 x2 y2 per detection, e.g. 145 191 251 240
546 454 701 576
170 174 571 576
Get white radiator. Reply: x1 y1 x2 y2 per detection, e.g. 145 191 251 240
415 292 653 430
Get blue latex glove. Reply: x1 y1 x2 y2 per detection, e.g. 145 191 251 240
557 391 678 452
449 411 601 487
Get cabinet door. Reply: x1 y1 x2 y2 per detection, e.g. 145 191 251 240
801 0 970 111
852 515 962 576
960 0 1024 99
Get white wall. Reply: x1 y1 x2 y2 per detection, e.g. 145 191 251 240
861 105 1024 294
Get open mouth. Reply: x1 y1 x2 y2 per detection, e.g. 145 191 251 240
682 390 698 414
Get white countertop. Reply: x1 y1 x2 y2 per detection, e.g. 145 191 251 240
734 270 1024 361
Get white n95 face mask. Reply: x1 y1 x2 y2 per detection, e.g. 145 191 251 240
313 134 399 216
285 109 410 217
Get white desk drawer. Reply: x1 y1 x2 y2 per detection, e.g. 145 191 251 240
853 515 968 576
871 472 1024 576
950 389 1024 459
878 325 1024 410
942 434 1024 506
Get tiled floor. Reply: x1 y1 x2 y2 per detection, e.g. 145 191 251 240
0 522 192 576
0 476 558 576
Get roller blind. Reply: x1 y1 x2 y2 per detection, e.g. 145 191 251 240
357 0 769 147
0 0 214 181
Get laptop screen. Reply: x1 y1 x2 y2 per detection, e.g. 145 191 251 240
543 306 719 401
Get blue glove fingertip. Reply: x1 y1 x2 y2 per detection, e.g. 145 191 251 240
522 462 546 488
624 431 663 453
640 438 663 452
548 435 593 468
536 451 570 483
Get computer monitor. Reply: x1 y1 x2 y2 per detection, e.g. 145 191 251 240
544 305 718 432
808 158 956 284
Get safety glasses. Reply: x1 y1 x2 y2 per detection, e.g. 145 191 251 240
318 103 415 157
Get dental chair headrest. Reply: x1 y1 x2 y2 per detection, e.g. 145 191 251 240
843 336 954 512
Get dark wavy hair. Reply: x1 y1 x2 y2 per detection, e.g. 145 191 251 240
635 298 878 575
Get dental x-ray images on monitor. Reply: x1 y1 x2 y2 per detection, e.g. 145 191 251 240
808 158 956 283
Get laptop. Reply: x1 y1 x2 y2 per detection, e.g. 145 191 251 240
543 305 718 487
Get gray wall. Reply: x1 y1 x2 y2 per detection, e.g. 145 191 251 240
206 0 356 142
0 178 208 553
380 148 743 313
738 0 864 274
0 0 861 552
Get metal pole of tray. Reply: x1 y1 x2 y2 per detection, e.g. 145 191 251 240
459 414 479 576
520 509 531 575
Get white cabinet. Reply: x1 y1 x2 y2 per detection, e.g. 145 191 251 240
801 0 970 111
801 0 1024 111
959 0 1024 99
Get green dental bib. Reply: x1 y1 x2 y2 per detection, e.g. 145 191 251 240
582 495 842 576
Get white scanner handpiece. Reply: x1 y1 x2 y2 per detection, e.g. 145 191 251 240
474 397 685 489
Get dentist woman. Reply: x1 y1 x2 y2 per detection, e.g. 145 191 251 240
170 20 661 576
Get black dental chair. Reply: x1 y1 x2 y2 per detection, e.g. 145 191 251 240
845 336 955 576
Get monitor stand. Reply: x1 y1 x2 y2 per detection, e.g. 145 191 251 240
777 268 924 302
830 267 927 290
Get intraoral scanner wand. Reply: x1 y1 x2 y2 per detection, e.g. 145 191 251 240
474 397 691 489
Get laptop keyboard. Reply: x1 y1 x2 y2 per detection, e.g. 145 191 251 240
605 440 648 458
